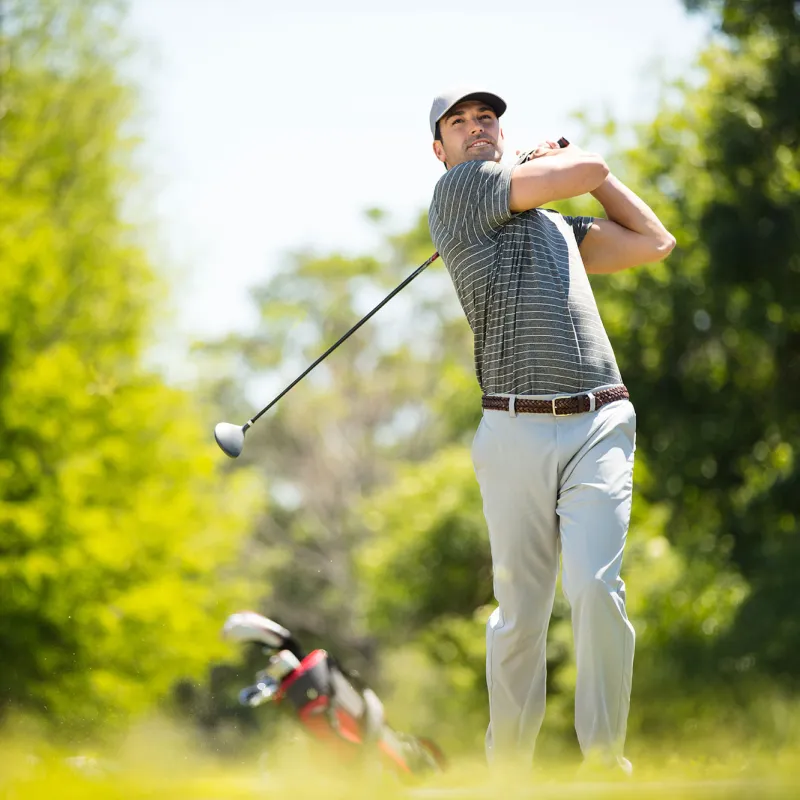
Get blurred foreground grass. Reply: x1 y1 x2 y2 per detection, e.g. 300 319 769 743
2 721 799 800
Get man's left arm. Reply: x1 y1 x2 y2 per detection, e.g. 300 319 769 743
578 174 676 274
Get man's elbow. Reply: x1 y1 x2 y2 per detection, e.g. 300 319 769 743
586 155 610 190
653 231 676 261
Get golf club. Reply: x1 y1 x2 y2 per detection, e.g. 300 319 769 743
214 250 440 457
214 137 570 458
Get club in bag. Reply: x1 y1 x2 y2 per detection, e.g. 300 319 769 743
214 137 570 458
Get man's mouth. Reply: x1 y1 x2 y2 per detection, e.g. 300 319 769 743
468 139 493 150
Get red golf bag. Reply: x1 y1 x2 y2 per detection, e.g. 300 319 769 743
222 611 445 778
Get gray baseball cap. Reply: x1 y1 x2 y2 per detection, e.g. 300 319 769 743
429 87 507 138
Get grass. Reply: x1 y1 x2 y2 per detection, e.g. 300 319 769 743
2 725 799 800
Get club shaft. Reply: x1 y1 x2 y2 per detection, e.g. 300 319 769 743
249 251 440 425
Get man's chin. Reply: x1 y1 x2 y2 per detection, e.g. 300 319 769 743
445 147 502 170
465 147 502 161
464 147 501 163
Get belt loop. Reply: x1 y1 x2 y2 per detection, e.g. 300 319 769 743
588 392 596 412
508 395 517 418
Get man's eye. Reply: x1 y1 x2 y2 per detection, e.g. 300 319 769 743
451 118 463 125
480 114 492 121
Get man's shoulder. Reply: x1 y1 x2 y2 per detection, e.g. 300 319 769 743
429 159 515 245
430 160 512 219
433 160 514 203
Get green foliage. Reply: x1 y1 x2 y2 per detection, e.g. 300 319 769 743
195 212 470 678
361 446 491 633
0 0 261 729
589 26 800 682
685 0 800 38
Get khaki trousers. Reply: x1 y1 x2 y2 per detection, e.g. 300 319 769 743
472 390 636 764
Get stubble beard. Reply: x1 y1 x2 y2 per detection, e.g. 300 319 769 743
441 137 503 170
462 138 502 166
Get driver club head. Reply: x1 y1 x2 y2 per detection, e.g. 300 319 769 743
214 421 250 458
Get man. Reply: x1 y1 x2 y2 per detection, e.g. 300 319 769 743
427 88 675 772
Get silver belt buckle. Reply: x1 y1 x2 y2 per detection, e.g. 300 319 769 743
552 392 596 415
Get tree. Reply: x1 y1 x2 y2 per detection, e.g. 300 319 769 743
0 0 260 730
593 0 800 682
685 0 800 38
195 210 472 674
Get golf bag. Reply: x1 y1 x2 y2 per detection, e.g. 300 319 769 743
222 611 445 778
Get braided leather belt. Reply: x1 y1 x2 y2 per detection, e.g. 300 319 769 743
482 385 629 416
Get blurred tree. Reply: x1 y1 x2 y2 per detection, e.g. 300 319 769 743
196 210 472 674
685 0 800 38
187 211 479 743
593 0 800 683
0 0 260 730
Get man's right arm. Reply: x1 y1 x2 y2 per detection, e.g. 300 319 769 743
509 147 609 212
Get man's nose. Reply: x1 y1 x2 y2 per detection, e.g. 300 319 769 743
469 117 485 134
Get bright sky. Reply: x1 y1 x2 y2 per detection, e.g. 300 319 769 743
127 0 712 361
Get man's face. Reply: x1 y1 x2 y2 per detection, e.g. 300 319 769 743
432 100 504 169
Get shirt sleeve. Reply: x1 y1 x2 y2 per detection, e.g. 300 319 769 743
562 215 595 247
430 160 514 245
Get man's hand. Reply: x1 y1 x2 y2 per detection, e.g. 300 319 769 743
516 140 566 162
509 142 609 212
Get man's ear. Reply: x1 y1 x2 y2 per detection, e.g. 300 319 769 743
432 140 447 166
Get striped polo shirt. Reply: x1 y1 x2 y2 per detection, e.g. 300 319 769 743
428 159 622 396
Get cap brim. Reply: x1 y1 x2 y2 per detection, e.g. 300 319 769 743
436 91 507 127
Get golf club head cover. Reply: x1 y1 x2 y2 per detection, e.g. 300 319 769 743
221 611 304 659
